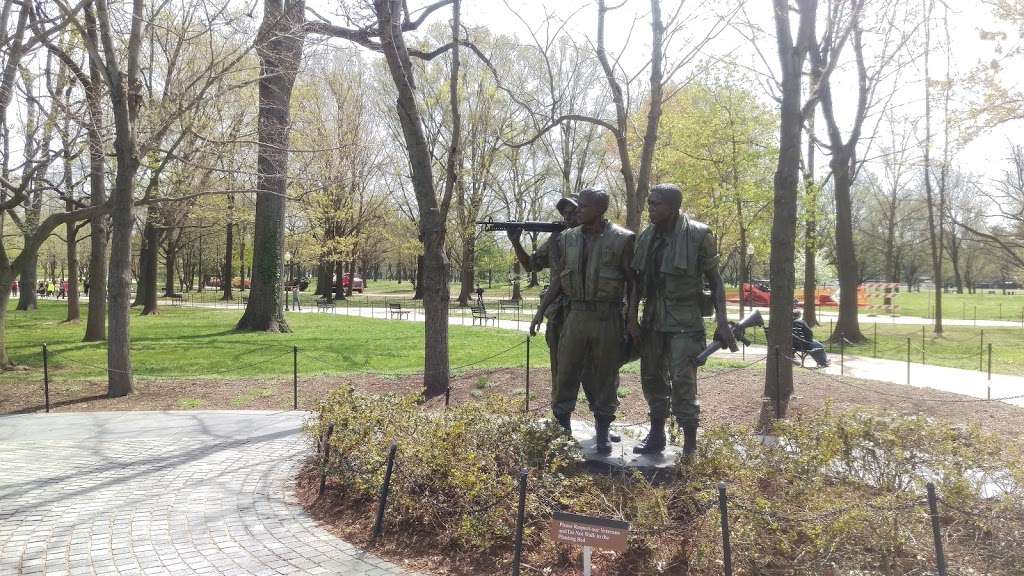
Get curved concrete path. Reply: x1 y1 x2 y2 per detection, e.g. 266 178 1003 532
0 411 416 576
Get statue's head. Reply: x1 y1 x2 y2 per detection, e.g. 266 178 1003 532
556 196 579 226
648 183 682 226
577 189 609 226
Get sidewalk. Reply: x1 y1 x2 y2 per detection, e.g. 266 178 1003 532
714 344 1024 409
0 411 419 576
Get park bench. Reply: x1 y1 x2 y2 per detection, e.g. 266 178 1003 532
316 297 336 312
388 302 411 319
471 304 497 326
169 293 184 307
498 299 522 315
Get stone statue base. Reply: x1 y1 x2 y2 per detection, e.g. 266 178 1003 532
569 420 684 483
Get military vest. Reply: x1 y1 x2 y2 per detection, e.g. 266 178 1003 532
633 214 711 331
559 221 634 302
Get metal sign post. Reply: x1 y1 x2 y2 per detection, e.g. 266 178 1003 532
583 545 592 576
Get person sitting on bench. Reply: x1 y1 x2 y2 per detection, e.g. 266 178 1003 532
792 310 830 368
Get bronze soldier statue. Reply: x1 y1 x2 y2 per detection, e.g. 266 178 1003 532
509 197 578 407
532 189 639 455
631 184 735 456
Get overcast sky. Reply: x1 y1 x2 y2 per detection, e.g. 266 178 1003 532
450 0 1024 184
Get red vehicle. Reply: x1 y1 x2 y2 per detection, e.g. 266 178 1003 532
339 274 364 293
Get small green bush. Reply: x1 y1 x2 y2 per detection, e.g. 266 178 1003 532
310 392 1024 574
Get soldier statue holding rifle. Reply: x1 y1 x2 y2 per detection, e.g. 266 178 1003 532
631 184 736 456
507 198 578 420
530 189 639 455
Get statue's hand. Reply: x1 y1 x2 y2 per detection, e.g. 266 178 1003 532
506 228 522 243
715 319 738 352
529 313 544 336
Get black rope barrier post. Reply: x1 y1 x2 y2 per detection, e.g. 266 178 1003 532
293 346 298 410
524 337 531 414
873 323 877 358
840 336 845 375
511 468 528 576
920 325 926 364
906 338 911 386
926 482 949 576
718 482 733 576
42 344 50 413
987 343 992 400
318 423 335 495
372 442 398 539
444 386 450 409
979 330 985 372
999 302 1003 321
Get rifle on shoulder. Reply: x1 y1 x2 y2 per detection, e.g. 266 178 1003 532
476 220 568 234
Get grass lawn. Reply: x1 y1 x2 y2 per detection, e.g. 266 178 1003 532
748 318 1024 375
2 301 547 384
887 290 1024 322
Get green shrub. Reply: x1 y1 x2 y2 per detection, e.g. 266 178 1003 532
310 392 1024 574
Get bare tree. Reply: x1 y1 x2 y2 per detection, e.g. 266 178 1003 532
762 0 817 426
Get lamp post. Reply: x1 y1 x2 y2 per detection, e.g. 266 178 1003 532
284 251 292 311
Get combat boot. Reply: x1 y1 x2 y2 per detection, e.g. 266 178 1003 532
595 418 613 455
682 423 698 456
553 412 572 435
632 417 666 455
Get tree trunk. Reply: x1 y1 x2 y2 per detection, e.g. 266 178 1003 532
801 115 818 326
16 253 37 310
163 234 176 296
0 277 12 368
84 214 108 340
238 224 246 293
762 0 816 427
65 220 80 322
412 255 424 300
222 196 234 300
138 213 159 315
333 260 345 300
457 236 474 306
107 158 138 397
236 0 304 332
83 8 108 342
922 0 943 334
374 0 452 395
831 156 864 342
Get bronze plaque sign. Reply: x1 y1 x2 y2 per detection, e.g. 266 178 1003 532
549 511 629 552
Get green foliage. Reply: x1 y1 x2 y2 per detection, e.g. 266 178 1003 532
314 388 583 552
311 396 1024 574
688 408 1024 575
653 73 777 276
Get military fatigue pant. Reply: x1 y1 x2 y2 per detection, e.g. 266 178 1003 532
553 306 622 420
548 311 605 413
546 313 562 406
640 330 705 426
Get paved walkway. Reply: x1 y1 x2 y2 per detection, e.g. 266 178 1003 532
0 411 416 576
714 344 1024 408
